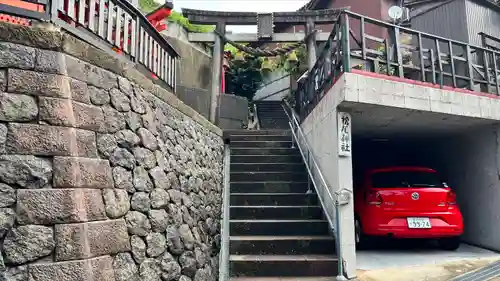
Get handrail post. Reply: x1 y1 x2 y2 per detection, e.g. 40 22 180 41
289 106 296 149
133 19 141 63
306 152 312 194
49 0 59 22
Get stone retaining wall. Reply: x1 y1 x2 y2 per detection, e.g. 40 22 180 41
0 22 224 281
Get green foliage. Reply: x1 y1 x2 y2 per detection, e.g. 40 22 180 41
224 54 263 101
223 43 307 102
139 0 160 13
137 0 214 33
273 44 308 75
167 10 215 33
224 43 239 55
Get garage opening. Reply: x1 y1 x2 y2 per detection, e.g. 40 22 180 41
346 104 500 270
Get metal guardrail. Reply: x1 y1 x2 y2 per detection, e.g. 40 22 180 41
296 10 500 120
295 14 345 119
282 100 351 281
218 143 231 281
0 0 178 92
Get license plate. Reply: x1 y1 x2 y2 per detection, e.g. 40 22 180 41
407 217 432 229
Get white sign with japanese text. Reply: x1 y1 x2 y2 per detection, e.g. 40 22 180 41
338 112 352 157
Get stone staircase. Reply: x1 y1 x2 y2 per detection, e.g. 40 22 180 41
255 101 290 129
225 129 338 280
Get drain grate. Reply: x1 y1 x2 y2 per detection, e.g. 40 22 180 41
452 260 500 281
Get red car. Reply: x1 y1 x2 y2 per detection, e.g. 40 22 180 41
354 166 464 250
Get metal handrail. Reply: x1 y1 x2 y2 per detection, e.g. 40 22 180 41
219 144 231 281
252 103 260 130
282 100 350 281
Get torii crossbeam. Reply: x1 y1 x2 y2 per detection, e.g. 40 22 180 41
183 8 344 43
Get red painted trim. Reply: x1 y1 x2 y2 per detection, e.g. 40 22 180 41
350 69 500 100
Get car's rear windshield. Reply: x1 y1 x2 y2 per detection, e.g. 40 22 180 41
371 170 443 188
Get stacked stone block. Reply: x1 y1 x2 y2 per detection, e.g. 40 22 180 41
0 23 223 281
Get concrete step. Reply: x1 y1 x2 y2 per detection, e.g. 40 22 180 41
230 235 335 255
259 122 290 130
257 114 289 118
256 106 287 110
230 277 334 281
230 163 305 172
230 193 318 206
224 130 291 136
230 219 329 236
229 254 338 277
255 101 283 105
257 114 287 118
230 141 293 148
230 148 300 156
228 134 293 142
230 206 323 220
231 154 303 163
258 114 288 117
230 172 308 182
256 104 285 110
230 182 308 193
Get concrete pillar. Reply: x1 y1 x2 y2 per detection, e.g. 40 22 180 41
210 22 225 124
337 157 356 278
336 111 356 279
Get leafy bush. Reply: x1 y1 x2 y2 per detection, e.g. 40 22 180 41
167 10 215 33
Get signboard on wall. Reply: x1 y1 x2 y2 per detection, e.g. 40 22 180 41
338 112 352 157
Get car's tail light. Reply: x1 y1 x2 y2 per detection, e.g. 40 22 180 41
447 191 457 206
365 191 383 205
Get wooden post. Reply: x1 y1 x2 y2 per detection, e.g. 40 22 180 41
210 22 225 124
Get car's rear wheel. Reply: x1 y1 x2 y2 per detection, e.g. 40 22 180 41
438 237 461 251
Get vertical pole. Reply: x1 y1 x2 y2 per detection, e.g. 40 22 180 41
306 152 312 194
50 0 59 22
305 17 317 111
306 17 317 71
466 45 475 91
342 13 351 72
210 22 225 124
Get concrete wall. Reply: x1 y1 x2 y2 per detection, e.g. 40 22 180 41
217 94 248 130
163 23 212 119
300 77 357 278
253 71 290 101
428 127 500 251
0 22 223 280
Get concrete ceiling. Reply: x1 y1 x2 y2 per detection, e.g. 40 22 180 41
340 102 500 140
